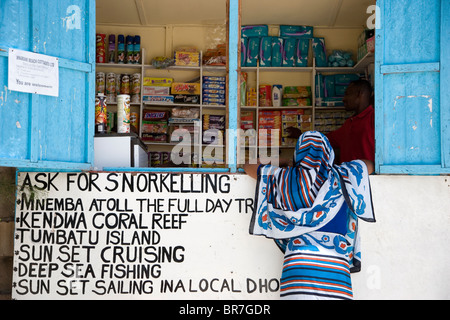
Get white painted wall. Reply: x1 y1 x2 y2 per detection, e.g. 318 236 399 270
12 172 450 300
353 176 450 300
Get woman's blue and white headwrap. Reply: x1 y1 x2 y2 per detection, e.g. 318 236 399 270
250 131 375 272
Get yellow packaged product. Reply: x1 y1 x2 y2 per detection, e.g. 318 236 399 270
143 77 173 87
247 88 257 106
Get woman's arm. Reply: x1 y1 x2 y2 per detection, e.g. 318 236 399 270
361 159 374 175
243 164 260 180
244 157 293 180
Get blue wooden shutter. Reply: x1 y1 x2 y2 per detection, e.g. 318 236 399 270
375 0 450 174
0 0 95 170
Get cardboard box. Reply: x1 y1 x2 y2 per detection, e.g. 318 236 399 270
142 121 169 134
171 83 201 95
142 133 168 142
143 77 173 87
203 82 226 90
203 76 226 82
282 98 311 107
174 51 200 67
281 109 304 122
173 94 200 104
143 95 174 103
143 86 171 96
283 86 311 98
143 110 169 121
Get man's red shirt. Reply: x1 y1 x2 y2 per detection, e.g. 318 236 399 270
327 105 375 163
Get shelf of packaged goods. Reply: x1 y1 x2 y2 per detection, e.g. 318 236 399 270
96 63 143 69
353 51 375 71
257 67 314 73
143 102 227 109
315 66 354 73
202 65 226 72
315 52 374 73
257 106 313 110
144 65 201 71
143 141 225 148
264 146 296 149
241 66 314 73
241 106 313 109
106 102 141 106
240 52 374 74
202 104 226 109
315 106 346 110
143 102 201 108
143 65 226 72
144 142 197 146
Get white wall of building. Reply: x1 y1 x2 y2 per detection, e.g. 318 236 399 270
353 176 450 300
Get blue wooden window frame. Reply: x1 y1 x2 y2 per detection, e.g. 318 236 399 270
0 0 96 171
0 0 240 174
375 0 450 175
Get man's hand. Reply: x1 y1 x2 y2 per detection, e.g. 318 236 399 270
286 127 302 139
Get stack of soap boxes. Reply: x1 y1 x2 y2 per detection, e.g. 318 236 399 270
240 25 328 68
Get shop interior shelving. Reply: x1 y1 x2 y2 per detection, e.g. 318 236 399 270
97 48 228 167
96 47 374 164
239 51 374 153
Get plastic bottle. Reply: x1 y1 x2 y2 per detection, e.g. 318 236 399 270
133 35 141 64
95 94 107 134
108 35 116 63
117 35 125 64
126 35 134 64
272 85 282 107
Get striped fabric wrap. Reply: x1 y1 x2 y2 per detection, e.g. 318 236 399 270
281 252 353 300
249 131 375 300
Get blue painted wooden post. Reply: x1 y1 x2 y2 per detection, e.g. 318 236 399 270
375 0 450 174
441 0 450 168
0 0 95 170
227 0 239 173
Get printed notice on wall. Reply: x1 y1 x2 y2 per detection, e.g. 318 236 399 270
12 172 283 300
8 48 59 97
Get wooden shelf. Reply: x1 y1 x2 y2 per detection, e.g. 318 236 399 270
241 52 374 74
258 106 312 110
96 63 143 69
316 52 374 73
243 66 313 72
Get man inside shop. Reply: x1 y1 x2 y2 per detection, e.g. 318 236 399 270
287 79 375 164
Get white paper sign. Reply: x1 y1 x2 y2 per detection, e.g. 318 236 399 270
8 48 59 97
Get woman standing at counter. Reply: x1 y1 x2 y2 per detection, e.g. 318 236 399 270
244 131 375 300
